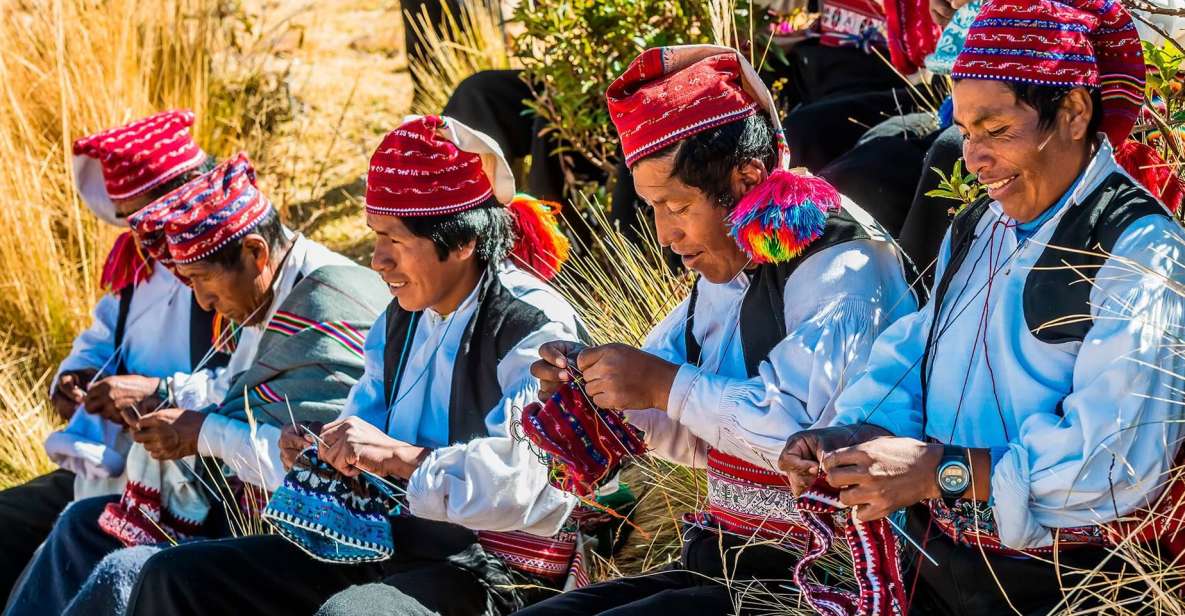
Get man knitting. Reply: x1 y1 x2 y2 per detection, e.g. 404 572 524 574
6 152 389 616
123 115 586 616
519 45 917 615
0 110 224 602
780 0 1185 612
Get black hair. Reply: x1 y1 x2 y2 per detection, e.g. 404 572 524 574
644 113 777 210
200 208 288 269
145 155 218 202
982 82 1104 137
399 196 516 266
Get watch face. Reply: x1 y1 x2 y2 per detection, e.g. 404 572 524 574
938 461 970 494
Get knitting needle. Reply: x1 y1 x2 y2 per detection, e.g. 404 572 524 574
881 513 938 567
122 401 226 505
297 424 407 497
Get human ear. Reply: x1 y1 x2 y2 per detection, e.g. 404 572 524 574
1060 88 1093 141
730 158 769 204
242 235 271 274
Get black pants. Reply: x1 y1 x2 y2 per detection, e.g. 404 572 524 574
0 469 74 602
898 125 964 287
126 533 537 616
515 525 796 615
906 509 1141 615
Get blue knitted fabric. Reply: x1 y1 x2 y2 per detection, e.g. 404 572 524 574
924 1 982 75
263 447 403 563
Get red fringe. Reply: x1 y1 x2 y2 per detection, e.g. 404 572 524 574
507 195 570 281
1115 140 1184 214
101 231 153 293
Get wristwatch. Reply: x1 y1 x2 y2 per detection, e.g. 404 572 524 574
936 445 971 506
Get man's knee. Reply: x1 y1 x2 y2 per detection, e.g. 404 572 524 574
317 584 434 616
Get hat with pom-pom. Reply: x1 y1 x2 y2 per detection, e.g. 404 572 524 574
366 115 570 280
606 45 842 265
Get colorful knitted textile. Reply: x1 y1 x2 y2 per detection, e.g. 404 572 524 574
161 152 275 264
476 530 580 582
262 447 403 563
606 45 844 264
927 498 1107 556
951 0 1146 145
1114 139 1185 214
925 1 983 75
692 449 808 542
71 110 207 220
883 0 940 74
521 382 647 496
817 0 888 52
97 445 209 547
794 477 907 616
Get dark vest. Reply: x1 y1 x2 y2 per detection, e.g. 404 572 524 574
684 206 898 377
379 270 585 559
112 285 228 375
920 171 1169 414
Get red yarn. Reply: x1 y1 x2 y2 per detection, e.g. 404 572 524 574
1115 140 1183 214
507 194 570 280
884 0 940 74
100 231 153 293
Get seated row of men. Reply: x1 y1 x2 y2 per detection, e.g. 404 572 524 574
1 0 1184 614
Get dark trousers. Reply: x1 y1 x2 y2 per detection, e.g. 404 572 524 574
515 524 796 615
5 494 121 616
126 533 536 616
0 469 74 603
906 509 1140 615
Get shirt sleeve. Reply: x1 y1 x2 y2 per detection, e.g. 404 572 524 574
52 292 120 394
167 367 227 411
667 242 918 470
406 320 578 536
830 232 953 438
991 216 1185 548
197 415 285 491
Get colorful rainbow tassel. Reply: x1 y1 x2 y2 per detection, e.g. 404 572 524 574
507 193 571 280
727 169 842 264
100 231 154 293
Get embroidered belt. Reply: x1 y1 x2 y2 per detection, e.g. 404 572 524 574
698 449 808 542
928 499 1107 557
477 530 578 581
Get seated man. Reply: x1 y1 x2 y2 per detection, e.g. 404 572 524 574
5 152 388 616
780 2 1185 613
0 110 223 601
123 115 585 616
518 45 918 615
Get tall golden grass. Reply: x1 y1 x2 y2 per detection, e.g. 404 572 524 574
0 0 269 487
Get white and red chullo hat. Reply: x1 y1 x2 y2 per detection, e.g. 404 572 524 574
606 45 842 265
951 0 1145 146
161 152 275 265
72 110 208 227
365 115 569 280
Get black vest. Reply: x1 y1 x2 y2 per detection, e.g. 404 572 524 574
378 271 586 559
920 171 1169 412
112 285 228 375
684 206 896 377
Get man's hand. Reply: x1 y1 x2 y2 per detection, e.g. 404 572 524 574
531 340 587 401
929 0 972 27
779 424 893 495
51 368 98 422
318 416 429 479
85 375 162 425
279 422 323 470
822 437 943 522
576 343 679 411
127 408 206 460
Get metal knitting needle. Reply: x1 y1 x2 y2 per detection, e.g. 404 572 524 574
881 512 938 567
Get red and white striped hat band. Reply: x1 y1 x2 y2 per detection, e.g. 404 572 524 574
161 152 275 264
365 114 515 218
606 45 791 170
72 110 208 226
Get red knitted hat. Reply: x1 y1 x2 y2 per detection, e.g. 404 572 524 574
606 47 776 167
162 153 276 265
365 115 514 217
72 110 207 226
951 0 1146 145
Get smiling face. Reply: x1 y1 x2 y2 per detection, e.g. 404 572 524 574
952 79 1094 222
366 212 481 314
631 155 753 284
